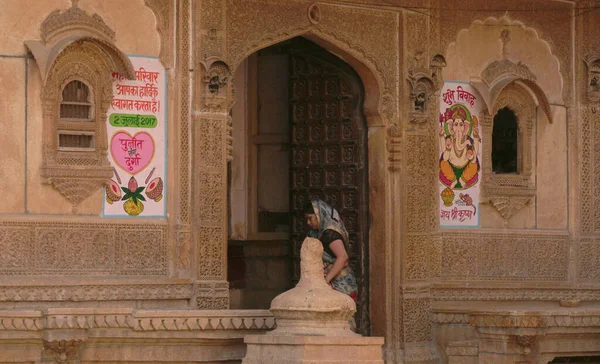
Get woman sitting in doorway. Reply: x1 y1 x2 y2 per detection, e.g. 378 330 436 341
304 198 359 331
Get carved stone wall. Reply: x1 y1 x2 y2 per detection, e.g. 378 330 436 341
438 231 569 282
0 219 167 276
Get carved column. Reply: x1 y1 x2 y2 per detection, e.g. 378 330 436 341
400 9 442 364
191 0 231 309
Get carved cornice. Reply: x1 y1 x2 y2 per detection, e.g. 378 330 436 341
0 309 276 332
432 309 600 329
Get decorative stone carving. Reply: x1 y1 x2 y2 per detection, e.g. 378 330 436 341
481 59 537 87
0 220 167 277
200 60 233 113
41 3 115 43
407 54 446 127
487 193 534 222
43 339 84 364
308 3 321 24
196 281 230 309
386 125 402 171
144 0 176 69
438 231 569 282
269 237 357 336
584 56 600 103
432 287 600 302
177 0 191 225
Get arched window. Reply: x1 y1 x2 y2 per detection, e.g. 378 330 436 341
57 80 95 151
492 107 518 174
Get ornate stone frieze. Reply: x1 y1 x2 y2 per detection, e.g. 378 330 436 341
196 281 230 309
446 341 478 357
431 287 600 301
0 283 191 302
0 220 168 276
438 231 569 281
430 312 470 325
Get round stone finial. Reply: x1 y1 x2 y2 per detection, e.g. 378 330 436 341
269 237 358 337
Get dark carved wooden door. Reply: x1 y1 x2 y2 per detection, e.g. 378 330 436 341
288 38 369 334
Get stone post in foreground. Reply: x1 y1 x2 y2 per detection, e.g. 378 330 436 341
242 237 384 363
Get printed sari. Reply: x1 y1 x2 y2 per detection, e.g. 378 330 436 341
307 199 359 331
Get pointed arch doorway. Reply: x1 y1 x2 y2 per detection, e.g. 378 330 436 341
229 36 370 334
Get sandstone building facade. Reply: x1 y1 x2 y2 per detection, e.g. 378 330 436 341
0 0 599 362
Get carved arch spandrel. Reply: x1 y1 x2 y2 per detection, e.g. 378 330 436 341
225 2 399 126
144 0 175 69
445 14 564 105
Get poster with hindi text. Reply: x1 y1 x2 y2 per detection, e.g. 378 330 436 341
438 82 481 227
103 56 166 217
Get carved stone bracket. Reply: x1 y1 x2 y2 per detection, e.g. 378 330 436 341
484 192 534 222
43 338 85 364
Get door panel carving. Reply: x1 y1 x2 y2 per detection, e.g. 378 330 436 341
288 38 369 334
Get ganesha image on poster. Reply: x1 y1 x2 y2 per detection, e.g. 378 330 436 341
439 105 481 206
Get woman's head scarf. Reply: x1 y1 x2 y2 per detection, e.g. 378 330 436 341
305 198 349 246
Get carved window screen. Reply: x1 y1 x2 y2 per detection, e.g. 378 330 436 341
491 107 519 174
59 80 92 120
57 79 96 151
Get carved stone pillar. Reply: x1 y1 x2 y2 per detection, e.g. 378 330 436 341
401 9 445 362
190 0 232 309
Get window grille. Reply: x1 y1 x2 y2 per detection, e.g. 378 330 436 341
59 80 92 120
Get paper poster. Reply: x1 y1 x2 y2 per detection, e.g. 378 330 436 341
103 57 166 217
438 82 482 227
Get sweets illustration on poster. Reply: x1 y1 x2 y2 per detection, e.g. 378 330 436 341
438 82 482 227
103 57 166 217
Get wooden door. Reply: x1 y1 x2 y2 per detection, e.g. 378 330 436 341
288 38 370 334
